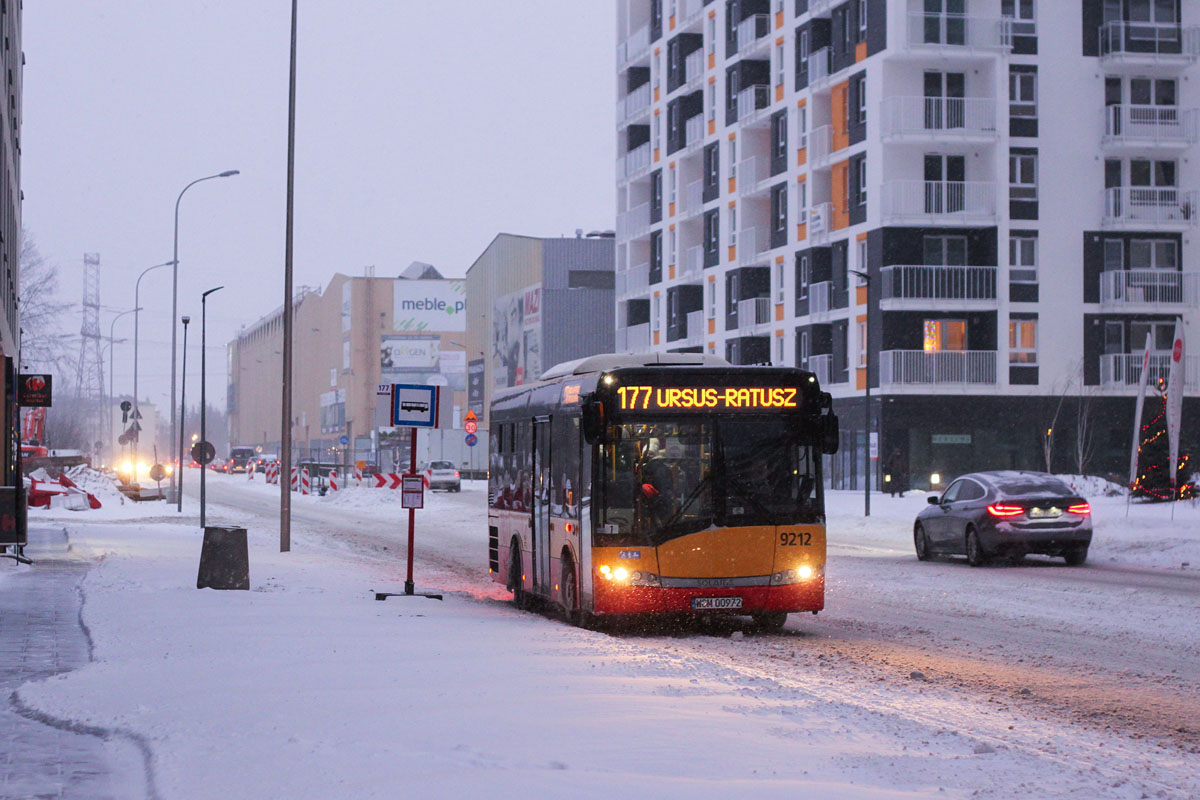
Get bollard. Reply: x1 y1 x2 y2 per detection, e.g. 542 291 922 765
197 525 249 590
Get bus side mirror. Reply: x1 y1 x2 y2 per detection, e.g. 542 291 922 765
581 401 605 444
820 412 840 455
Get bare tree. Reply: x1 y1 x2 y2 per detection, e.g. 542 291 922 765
1074 387 1100 476
18 229 75 376
1040 372 1072 473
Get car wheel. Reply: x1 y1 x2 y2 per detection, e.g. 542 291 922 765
1064 546 1088 566
914 523 931 561
965 526 988 567
752 612 788 632
1008 551 1026 565
509 542 528 610
560 554 579 625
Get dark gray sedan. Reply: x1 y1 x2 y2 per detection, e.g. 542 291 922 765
914 471 1093 566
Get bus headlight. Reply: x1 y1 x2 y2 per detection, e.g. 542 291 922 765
599 566 658 586
771 565 819 585
629 570 660 587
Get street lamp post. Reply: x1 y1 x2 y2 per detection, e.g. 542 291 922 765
133 261 173 469
280 0 299 553
849 269 872 517
108 307 141 466
178 316 190 513
199 287 223 528
169 169 239 508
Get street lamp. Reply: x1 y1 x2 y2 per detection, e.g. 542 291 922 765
108 307 142 462
849 269 872 517
169 169 239 508
199 286 223 528
133 260 173 468
177 316 191 513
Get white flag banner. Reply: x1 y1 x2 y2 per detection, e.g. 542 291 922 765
1129 333 1153 489
1165 319 1185 493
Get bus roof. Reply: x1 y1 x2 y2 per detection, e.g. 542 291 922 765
539 352 729 381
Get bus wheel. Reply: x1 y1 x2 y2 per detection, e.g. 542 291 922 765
509 543 528 610
560 554 579 626
752 612 788 632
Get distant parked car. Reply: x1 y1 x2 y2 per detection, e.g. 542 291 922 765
255 454 279 473
424 460 461 492
914 471 1092 567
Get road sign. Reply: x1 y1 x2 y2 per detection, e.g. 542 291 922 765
120 400 132 413
465 433 478 447
339 435 350 446
130 420 142 432
401 475 424 509
149 464 166 482
464 420 478 435
464 408 478 423
131 408 143 420
191 440 216 465
391 384 440 428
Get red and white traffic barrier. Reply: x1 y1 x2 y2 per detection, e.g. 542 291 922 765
267 463 278 484
329 470 339 492
247 466 255 481
300 468 311 496
290 467 299 492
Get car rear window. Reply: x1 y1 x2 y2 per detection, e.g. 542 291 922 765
429 461 454 469
993 479 1073 497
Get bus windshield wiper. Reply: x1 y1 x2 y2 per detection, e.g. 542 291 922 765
661 471 715 531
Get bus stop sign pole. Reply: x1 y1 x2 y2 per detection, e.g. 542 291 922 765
405 426 417 594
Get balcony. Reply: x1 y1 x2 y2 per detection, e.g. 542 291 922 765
619 142 652 182
807 125 832 167
737 296 773 333
681 245 704 280
736 84 772 126
616 322 651 353
808 202 832 243
807 47 831 88
617 25 651 67
1098 22 1200 68
616 261 651 297
882 180 997 225
1099 269 1199 308
736 155 772 197
806 280 832 320
683 49 705 91
1100 353 1198 391
906 13 1012 52
735 226 772 266
807 354 832 387
736 14 771 57
678 0 706 30
881 350 998 388
879 265 998 309
680 179 704 218
616 202 650 241
684 113 705 149
618 83 652 125
1102 187 1198 229
807 0 835 18
683 309 706 347
880 96 998 141
1102 105 1198 150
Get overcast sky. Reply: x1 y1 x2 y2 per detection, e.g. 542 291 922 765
23 1 617 413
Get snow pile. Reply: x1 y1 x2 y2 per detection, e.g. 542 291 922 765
64 465 127 506
1054 474 1127 498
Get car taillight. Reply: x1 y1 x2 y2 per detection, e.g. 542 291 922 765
1068 502 1091 515
454 471 460 478
987 504 1024 517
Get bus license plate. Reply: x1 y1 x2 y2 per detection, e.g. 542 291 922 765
692 596 742 610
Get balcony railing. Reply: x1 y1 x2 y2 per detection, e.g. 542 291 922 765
808 124 831 166
880 96 997 139
736 84 771 124
685 113 705 148
684 49 705 88
616 201 650 241
1102 104 1198 146
881 350 997 387
1099 269 1199 306
1102 187 1198 227
882 180 997 223
1099 22 1200 63
682 245 704 279
737 296 772 331
807 47 831 85
616 261 651 297
684 309 706 347
807 280 832 319
682 179 704 217
806 354 831 386
621 142 652 180
736 155 771 196
678 0 706 28
879 265 997 305
736 226 771 265
619 83 651 123
617 25 651 66
736 14 771 55
1100 353 1198 390
908 13 1012 50
616 322 650 353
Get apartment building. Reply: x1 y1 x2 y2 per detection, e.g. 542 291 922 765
1 0 20 505
615 0 1200 488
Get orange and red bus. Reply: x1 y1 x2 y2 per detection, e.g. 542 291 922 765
488 353 839 630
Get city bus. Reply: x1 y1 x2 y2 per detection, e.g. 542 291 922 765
487 353 839 630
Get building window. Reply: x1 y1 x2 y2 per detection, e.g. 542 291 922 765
669 165 677 206
1130 158 1176 187
1129 0 1176 24
707 280 717 318
797 105 807 149
1009 235 1038 282
1130 239 1177 269
798 255 810 299
797 179 807 217
1009 319 1037 364
857 320 867 367
923 319 967 352
653 112 661 151
855 240 868 285
730 206 738 246
1009 152 1037 200
856 76 866 123
798 330 810 366
669 228 677 266
707 82 716 121
858 0 868 39
799 29 809 69
1001 0 1035 35
729 137 737 179
856 157 867 206
707 15 716 55
773 184 788 231
775 261 785 303
775 334 784 365
1103 238 1124 271
775 113 787 158
652 294 660 331
1009 69 1037 118
775 42 785 88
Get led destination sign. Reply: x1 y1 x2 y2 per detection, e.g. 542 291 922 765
615 385 799 412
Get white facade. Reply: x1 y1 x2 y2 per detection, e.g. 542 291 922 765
616 0 1199 485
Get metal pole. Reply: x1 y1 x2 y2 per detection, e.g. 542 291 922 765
406 426 417 595
179 317 190 511
280 0 298 553
133 261 171 472
200 287 223 528
851 270 871 517
169 171 239 508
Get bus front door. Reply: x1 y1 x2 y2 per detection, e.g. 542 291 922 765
532 418 552 593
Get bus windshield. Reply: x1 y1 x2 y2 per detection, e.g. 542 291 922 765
595 417 820 547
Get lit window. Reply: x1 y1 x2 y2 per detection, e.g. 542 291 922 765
924 319 967 352
1009 319 1037 364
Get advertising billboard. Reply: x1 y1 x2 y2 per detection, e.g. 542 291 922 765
394 279 466 333
492 285 541 390
381 335 466 391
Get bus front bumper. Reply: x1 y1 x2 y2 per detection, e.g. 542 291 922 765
592 579 824 616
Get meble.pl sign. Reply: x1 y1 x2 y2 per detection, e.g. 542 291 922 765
394 279 466 332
